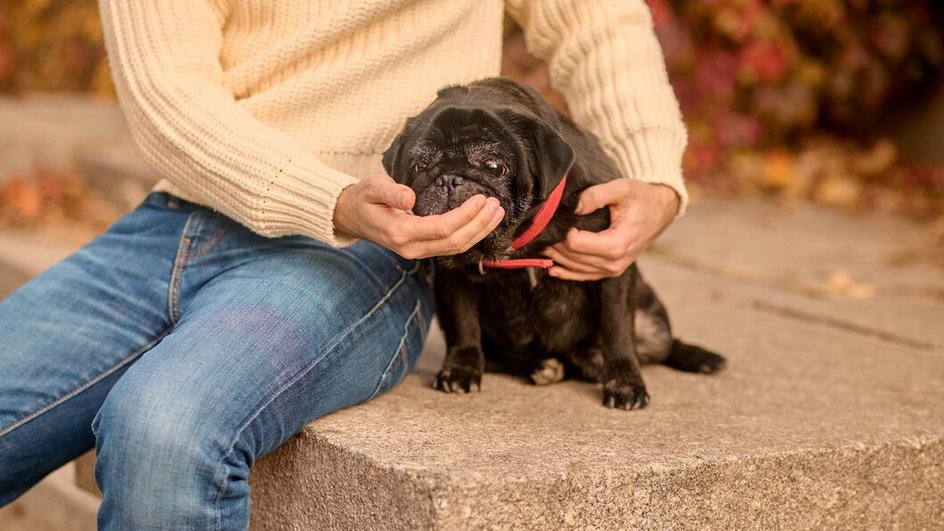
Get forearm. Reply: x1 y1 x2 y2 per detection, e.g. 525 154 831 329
100 0 358 245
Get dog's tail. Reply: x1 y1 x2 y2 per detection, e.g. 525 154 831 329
662 340 727 374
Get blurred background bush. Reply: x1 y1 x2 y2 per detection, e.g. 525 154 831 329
1 0 943 229
0 0 112 96
507 0 944 219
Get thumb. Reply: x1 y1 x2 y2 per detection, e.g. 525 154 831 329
371 177 415 210
575 181 619 215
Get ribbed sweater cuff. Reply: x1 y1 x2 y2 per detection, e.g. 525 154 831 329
607 128 689 218
254 156 360 247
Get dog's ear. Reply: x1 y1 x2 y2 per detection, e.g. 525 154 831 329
514 115 574 203
498 109 574 204
382 120 415 185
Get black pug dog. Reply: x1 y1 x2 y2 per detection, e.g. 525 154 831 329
383 78 725 409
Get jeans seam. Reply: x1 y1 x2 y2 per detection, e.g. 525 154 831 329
0 327 174 440
168 213 196 325
210 260 424 522
367 299 422 401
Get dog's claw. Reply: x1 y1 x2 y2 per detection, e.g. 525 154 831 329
602 379 649 410
435 368 481 394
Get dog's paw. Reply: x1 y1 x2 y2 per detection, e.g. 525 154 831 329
530 358 565 386
602 378 650 410
435 367 481 393
602 358 649 410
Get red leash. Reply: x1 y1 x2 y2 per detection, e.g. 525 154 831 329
478 174 567 272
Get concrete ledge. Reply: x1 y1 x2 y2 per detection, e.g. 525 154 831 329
10 199 943 529
248 201 944 530
252 427 943 529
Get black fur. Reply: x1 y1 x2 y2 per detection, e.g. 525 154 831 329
383 78 726 409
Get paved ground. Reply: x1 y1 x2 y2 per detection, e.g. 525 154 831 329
0 93 155 211
0 93 131 178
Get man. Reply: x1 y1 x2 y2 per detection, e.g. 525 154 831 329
0 1 686 528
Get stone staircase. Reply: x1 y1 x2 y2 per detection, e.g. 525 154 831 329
2 95 943 530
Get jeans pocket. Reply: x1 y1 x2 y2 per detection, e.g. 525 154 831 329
368 300 425 400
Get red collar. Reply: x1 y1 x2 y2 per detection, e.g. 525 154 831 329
478 174 567 272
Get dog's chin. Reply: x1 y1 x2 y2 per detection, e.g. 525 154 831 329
412 188 466 216
432 231 513 271
412 195 515 270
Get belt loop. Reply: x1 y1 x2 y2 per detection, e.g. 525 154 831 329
165 196 181 210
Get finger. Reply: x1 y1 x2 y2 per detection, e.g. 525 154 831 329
563 227 629 258
408 202 505 257
364 177 416 210
546 245 635 277
458 205 505 250
547 265 607 282
545 242 611 270
400 195 492 241
575 179 630 214
543 247 605 275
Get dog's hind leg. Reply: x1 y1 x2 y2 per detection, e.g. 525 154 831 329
633 309 673 365
663 340 727 374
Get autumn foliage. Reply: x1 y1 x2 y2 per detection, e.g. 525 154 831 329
647 0 944 215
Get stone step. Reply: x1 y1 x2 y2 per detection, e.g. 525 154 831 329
245 201 944 530
0 93 156 212
0 93 134 180
8 198 943 529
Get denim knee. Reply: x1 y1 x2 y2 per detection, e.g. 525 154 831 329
92 374 245 528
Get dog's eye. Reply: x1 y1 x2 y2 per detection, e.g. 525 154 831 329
485 160 508 176
411 162 427 173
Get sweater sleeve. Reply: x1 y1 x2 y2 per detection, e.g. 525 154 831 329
505 0 690 215
99 0 359 246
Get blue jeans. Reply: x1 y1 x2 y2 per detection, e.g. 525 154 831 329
0 192 434 529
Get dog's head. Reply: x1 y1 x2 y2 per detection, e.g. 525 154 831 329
383 79 575 268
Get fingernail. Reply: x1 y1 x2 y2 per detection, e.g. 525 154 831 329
575 200 585 214
492 207 504 222
398 190 409 209
488 198 500 213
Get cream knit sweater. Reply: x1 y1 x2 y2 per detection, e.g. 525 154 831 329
99 0 687 247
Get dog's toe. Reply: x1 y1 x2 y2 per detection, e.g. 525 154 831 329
530 358 565 386
602 379 649 410
435 368 481 394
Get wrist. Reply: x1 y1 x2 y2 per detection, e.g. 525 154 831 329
332 184 359 239
649 183 679 220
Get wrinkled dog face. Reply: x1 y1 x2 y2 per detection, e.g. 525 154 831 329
383 83 574 267
397 106 516 218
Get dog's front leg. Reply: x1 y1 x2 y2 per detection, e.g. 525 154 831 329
599 266 650 409
433 269 484 393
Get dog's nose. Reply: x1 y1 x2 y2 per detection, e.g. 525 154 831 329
435 175 465 191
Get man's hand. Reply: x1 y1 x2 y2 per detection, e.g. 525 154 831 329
543 180 678 281
333 175 505 259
